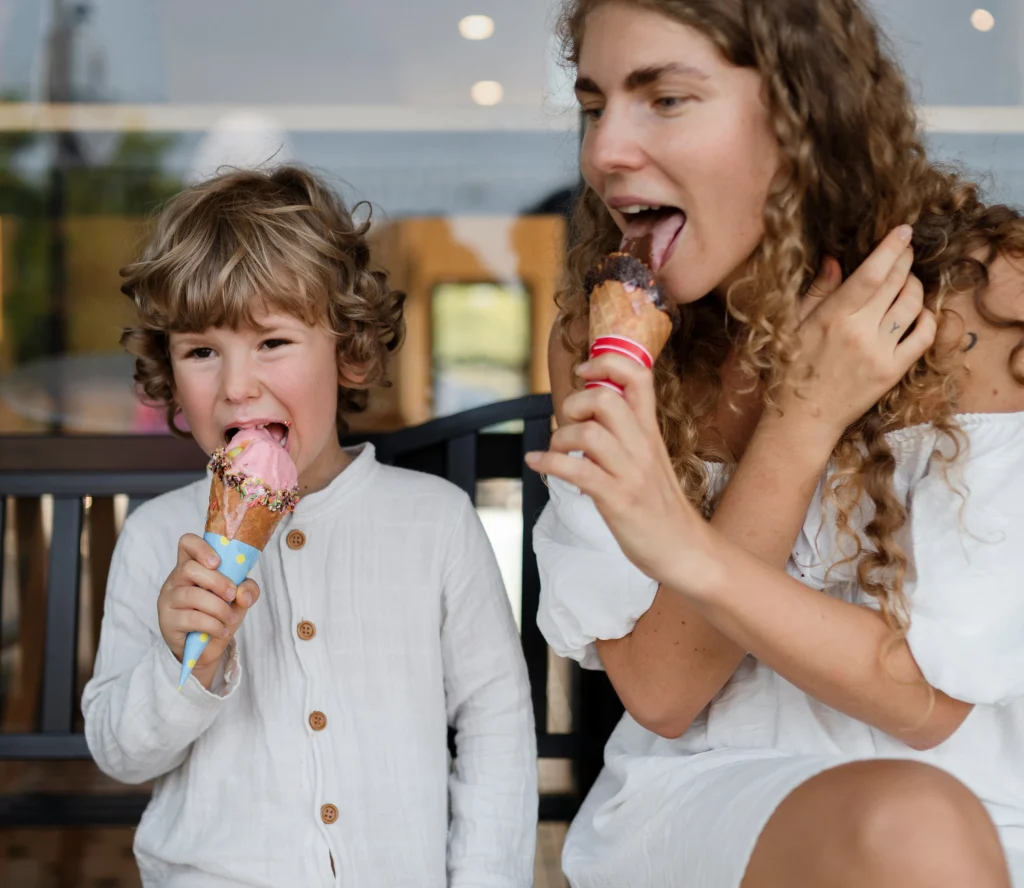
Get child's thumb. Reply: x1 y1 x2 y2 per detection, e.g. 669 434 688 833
236 578 261 609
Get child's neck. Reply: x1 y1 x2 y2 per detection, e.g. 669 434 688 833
297 437 354 497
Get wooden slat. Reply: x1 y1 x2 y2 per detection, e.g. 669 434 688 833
41 495 83 733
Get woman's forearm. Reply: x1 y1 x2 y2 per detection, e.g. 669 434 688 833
710 412 835 567
599 415 837 737
670 534 974 749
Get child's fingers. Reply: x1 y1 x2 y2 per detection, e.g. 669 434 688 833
170 585 238 628
169 607 231 641
177 533 220 570
235 579 260 610
181 560 237 603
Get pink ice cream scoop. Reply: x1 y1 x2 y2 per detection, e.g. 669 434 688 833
225 427 299 491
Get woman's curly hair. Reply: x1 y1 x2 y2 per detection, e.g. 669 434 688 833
120 165 405 437
557 0 1024 639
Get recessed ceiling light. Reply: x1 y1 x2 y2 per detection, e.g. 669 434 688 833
459 15 495 40
471 80 504 106
971 9 995 31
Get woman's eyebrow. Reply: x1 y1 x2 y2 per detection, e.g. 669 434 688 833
575 62 710 97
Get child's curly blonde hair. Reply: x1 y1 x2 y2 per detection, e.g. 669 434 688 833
120 165 405 437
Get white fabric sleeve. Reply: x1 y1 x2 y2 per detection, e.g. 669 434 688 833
905 428 1024 705
442 494 537 888
82 513 241 785
534 476 659 670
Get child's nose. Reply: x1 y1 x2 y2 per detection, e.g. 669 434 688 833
220 357 262 403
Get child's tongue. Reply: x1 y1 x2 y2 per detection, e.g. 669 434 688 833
621 210 686 272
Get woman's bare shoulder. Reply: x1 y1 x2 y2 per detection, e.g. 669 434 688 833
945 252 1024 415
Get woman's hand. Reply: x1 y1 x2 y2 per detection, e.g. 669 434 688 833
776 224 937 449
526 356 715 589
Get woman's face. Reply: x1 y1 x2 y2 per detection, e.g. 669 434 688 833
576 2 781 304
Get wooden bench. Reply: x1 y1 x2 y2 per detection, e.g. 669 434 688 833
0 395 623 829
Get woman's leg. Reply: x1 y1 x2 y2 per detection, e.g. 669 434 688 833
742 760 1010 888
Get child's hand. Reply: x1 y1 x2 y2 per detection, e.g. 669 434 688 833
157 533 260 687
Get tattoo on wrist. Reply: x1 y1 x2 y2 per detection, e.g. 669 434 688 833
890 322 901 334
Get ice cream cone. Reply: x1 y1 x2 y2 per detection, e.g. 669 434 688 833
585 253 676 394
178 432 299 689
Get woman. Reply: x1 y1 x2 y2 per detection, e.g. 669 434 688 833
528 1 1024 886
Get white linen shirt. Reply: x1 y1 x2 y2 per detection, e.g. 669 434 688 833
535 413 1024 882
83 443 537 888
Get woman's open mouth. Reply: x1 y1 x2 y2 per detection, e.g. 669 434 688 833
619 205 686 272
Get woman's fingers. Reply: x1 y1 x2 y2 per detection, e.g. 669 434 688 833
880 273 924 344
549 421 630 477
895 307 938 365
572 353 660 434
525 449 610 499
799 255 843 321
843 225 914 312
861 244 915 325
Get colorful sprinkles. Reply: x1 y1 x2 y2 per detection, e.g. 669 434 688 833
208 447 300 513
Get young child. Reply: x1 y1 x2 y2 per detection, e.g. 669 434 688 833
82 166 537 887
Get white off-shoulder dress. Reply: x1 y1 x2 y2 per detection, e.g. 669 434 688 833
535 413 1024 887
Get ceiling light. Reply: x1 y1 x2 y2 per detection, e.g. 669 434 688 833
459 15 495 40
471 80 504 106
971 9 995 31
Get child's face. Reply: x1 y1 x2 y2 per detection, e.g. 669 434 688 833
169 310 352 493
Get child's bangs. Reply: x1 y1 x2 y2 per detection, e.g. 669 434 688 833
168 238 329 334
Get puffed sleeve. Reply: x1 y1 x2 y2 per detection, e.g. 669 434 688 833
534 476 659 670
904 418 1024 705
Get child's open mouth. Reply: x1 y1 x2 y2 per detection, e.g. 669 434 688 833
224 422 290 449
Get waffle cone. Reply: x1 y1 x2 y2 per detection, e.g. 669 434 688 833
589 280 673 361
205 474 287 551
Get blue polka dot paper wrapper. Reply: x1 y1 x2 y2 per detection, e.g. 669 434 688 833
176 533 261 690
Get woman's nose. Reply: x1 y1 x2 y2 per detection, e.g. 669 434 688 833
585 105 646 176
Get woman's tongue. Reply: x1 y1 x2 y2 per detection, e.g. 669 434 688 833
621 210 686 272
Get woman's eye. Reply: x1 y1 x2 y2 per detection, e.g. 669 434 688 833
187 347 214 360
581 106 604 122
654 96 688 111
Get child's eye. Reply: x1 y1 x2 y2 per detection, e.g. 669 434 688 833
261 338 291 350
186 347 214 360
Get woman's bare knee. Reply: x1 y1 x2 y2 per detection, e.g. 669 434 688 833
743 760 1010 888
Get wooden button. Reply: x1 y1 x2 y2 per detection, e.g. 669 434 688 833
296 620 316 640
320 803 338 824
309 711 327 731
286 530 306 550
